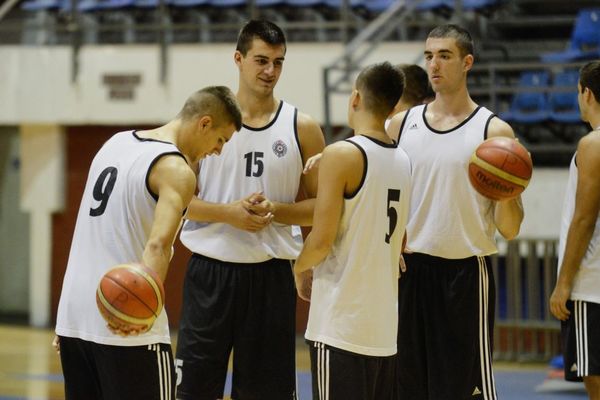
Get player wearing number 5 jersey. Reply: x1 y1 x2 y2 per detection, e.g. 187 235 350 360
294 62 411 400
55 86 241 400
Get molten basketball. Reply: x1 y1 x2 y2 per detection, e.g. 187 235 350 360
96 264 165 331
468 137 533 201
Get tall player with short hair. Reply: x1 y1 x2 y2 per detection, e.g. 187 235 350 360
387 24 524 399
176 20 325 400
295 61 411 400
54 86 242 400
550 60 600 400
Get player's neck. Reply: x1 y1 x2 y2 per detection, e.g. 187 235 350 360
238 91 280 127
430 88 477 117
137 121 178 144
353 119 392 144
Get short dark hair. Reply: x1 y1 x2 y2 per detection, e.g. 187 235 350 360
580 61 600 102
179 86 242 131
395 64 434 106
355 62 404 119
428 24 474 58
236 20 286 56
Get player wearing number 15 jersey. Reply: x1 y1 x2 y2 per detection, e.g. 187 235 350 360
175 20 325 400
294 62 411 400
55 86 241 400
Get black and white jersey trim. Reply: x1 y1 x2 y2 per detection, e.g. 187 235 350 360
477 256 497 400
315 342 330 400
149 344 173 400
574 300 589 377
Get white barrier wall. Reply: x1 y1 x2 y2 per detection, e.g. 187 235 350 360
0 42 424 125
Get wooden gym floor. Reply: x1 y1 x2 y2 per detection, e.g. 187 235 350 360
0 324 587 400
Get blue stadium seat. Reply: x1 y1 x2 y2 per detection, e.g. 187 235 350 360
95 0 136 9
362 0 394 13
171 0 210 5
501 71 550 124
21 0 63 11
549 70 580 124
541 9 600 63
415 0 453 13
462 0 501 11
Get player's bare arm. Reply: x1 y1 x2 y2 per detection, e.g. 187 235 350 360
251 111 326 226
487 117 524 239
550 132 600 321
294 141 362 276
144 155 196 281
385 110 408 143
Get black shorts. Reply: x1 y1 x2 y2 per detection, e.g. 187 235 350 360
308 340 396 400
562 299 600 381
397 253 497 400
59 336 174 400
175 253 297 400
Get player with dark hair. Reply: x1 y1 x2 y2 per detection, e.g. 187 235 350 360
551 60 600 400
295 61 411 400
387 24 524 399
175 20 325 400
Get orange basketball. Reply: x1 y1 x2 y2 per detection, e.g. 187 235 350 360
96 264 165 331
468 137 533 201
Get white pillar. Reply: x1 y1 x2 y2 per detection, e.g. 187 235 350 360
20 124 65 327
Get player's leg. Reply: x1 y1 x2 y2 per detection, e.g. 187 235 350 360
419 254 497 400
231 259 297 400
93 342 174 400
59 336 102 400
584 376 600 400
563 300 600 400
175 254 236 400
396 253 429 399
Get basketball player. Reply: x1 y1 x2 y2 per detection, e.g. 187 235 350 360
175 20 325 400
389 63 435 117
295 61 411 400
550 60 600 400
386 24 524 400
303 63 432 173
54 86 242 400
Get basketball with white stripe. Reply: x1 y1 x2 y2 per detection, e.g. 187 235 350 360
96 263 165 331
468 137 532 201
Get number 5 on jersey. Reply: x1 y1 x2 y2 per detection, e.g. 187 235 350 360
385 189 401 244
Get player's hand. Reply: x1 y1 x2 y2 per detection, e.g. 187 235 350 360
294 269 313 302
52 335 60 354
228 193 273 232
550 283 571 321
399 255 407 278
303 153 322 174
107 322 151 337
244 196 275 218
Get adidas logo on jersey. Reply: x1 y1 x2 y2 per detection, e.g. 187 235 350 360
472 386 482 396
409 123 418 130
571 363 578 372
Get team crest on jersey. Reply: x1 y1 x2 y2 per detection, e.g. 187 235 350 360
272 140 287 158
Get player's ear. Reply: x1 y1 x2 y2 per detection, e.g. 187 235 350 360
198 115 212 132
463 54 474 72
351 89 360 109
234 51 243 67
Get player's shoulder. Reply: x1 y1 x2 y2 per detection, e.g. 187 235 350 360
153 154 195 184
296 110 322 132
579 129 600 149
487 115 515 139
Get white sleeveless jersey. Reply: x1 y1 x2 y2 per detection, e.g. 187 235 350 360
305 135 412 356
558 153 600 303
56 131 182 346
398 104 498 259
180 101 304 263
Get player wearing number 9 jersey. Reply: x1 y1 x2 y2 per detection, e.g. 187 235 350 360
294 62 410 400
54 86 241 400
